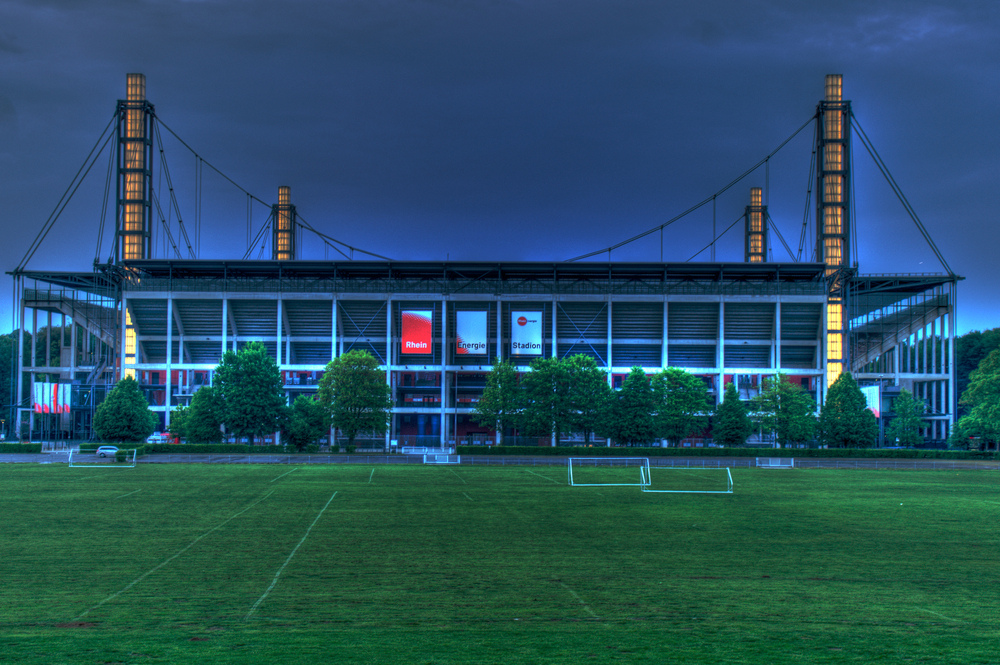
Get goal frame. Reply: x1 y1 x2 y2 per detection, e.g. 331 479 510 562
567 457 651 487
756 457 795 468
423 453 461 465
640 466 734 494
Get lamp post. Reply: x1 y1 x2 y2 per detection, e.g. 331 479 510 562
878 375 885 448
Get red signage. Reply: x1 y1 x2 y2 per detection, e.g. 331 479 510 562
401 310 433 354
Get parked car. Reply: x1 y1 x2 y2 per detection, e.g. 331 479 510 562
96 446 119 458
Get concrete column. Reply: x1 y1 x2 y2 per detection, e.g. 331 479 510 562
774 301 782 372
331 298 338 361
276 298 283 366
717 301 725 405
661 300 669 371
221 298 227 358
165 296 173 428
441 298 448 447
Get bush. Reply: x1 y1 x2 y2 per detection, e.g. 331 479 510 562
115 449 128 463
0 443 42 453
454 445 1000 461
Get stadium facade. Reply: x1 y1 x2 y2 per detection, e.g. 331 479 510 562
10 75 958 446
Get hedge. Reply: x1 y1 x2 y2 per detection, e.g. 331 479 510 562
0 443 43 453
455 445 1000 461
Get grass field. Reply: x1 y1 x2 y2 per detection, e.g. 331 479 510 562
2 462 999 664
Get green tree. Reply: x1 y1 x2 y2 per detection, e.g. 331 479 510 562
92 375 157 443
713 382 753 447
286 394 328 451
652 367 711 446
751 374 816 446
183 386 225 444
818 371 877 448
956 328 1000 415
565 355 612 444
518 357 575 444
600 367 657 446
214 342 286 444
472 357 521 445
886 389 924 447
317 350 392 451
167 404 189 441
956 348 1000 450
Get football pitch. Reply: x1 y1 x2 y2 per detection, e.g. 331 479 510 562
1 463 998 664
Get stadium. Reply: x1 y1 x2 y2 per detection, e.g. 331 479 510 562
9 74 958 446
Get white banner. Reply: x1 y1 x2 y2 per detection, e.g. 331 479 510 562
456 311 488 355
511 310 543 356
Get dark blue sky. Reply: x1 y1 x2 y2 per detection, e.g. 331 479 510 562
1 0 997 332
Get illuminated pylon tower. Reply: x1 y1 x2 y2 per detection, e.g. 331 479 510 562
272 186 296 260
116 73 154 262
816 74 852 388
744 187 767 262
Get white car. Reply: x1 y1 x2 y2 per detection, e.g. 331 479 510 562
96 446 119 458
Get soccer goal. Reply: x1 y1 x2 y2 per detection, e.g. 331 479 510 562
756 457 795 468
640 466 734 494
68 448 137 468
423 453 461 465
567 458 651 487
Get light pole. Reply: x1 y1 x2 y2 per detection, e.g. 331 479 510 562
878 375 885 448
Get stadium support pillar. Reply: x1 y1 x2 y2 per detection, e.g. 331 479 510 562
165 296 172 427
441 297 447 448
774 301 781 371
276 298 282 366
717 301 725 405
661 300 668 370
221 298 227 357
606 299 613 374
331 298 338 362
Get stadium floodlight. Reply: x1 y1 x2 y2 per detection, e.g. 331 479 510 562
68 448 137 468
567 458 651 487
640 466 734 494
756 457 795 468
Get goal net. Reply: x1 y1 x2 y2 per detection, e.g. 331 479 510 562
68 448 137 468
567 458 650 487
640 466 734 494
756 457 794 468
423 453 461 465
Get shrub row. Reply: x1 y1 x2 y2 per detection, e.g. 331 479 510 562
456 445 1000 461
145 443 323 454
0 443 43 453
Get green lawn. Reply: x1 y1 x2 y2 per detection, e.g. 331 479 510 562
1 462 998 663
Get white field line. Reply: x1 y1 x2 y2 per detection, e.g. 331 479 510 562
525 469 561 484
368 468 375 484
270 468 299 483
114 489 142 500
448 468 467 484
76 489 275 620
559 581 599 618
245 491 338 621
462 492 474 501
916 607 959 622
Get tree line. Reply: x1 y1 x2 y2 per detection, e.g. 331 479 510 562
474 355 892 448
89 344 920 449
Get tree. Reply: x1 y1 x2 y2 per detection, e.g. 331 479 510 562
956 328 1000 415
92 375 157 443
713 382 753 447
183 386 225 444
956 348 1000 450
751 374 816 446
565 355 613 444
317 350 392 451
471 357 521 445
886 389 924 447
214 342 286 444
818 371 877 448
286 395 328 451
652 367 711 446
600 367 657 446
518 357 574 444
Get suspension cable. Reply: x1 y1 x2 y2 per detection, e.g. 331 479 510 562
852 113 954 276
18 114 117 271
566 114 816 262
